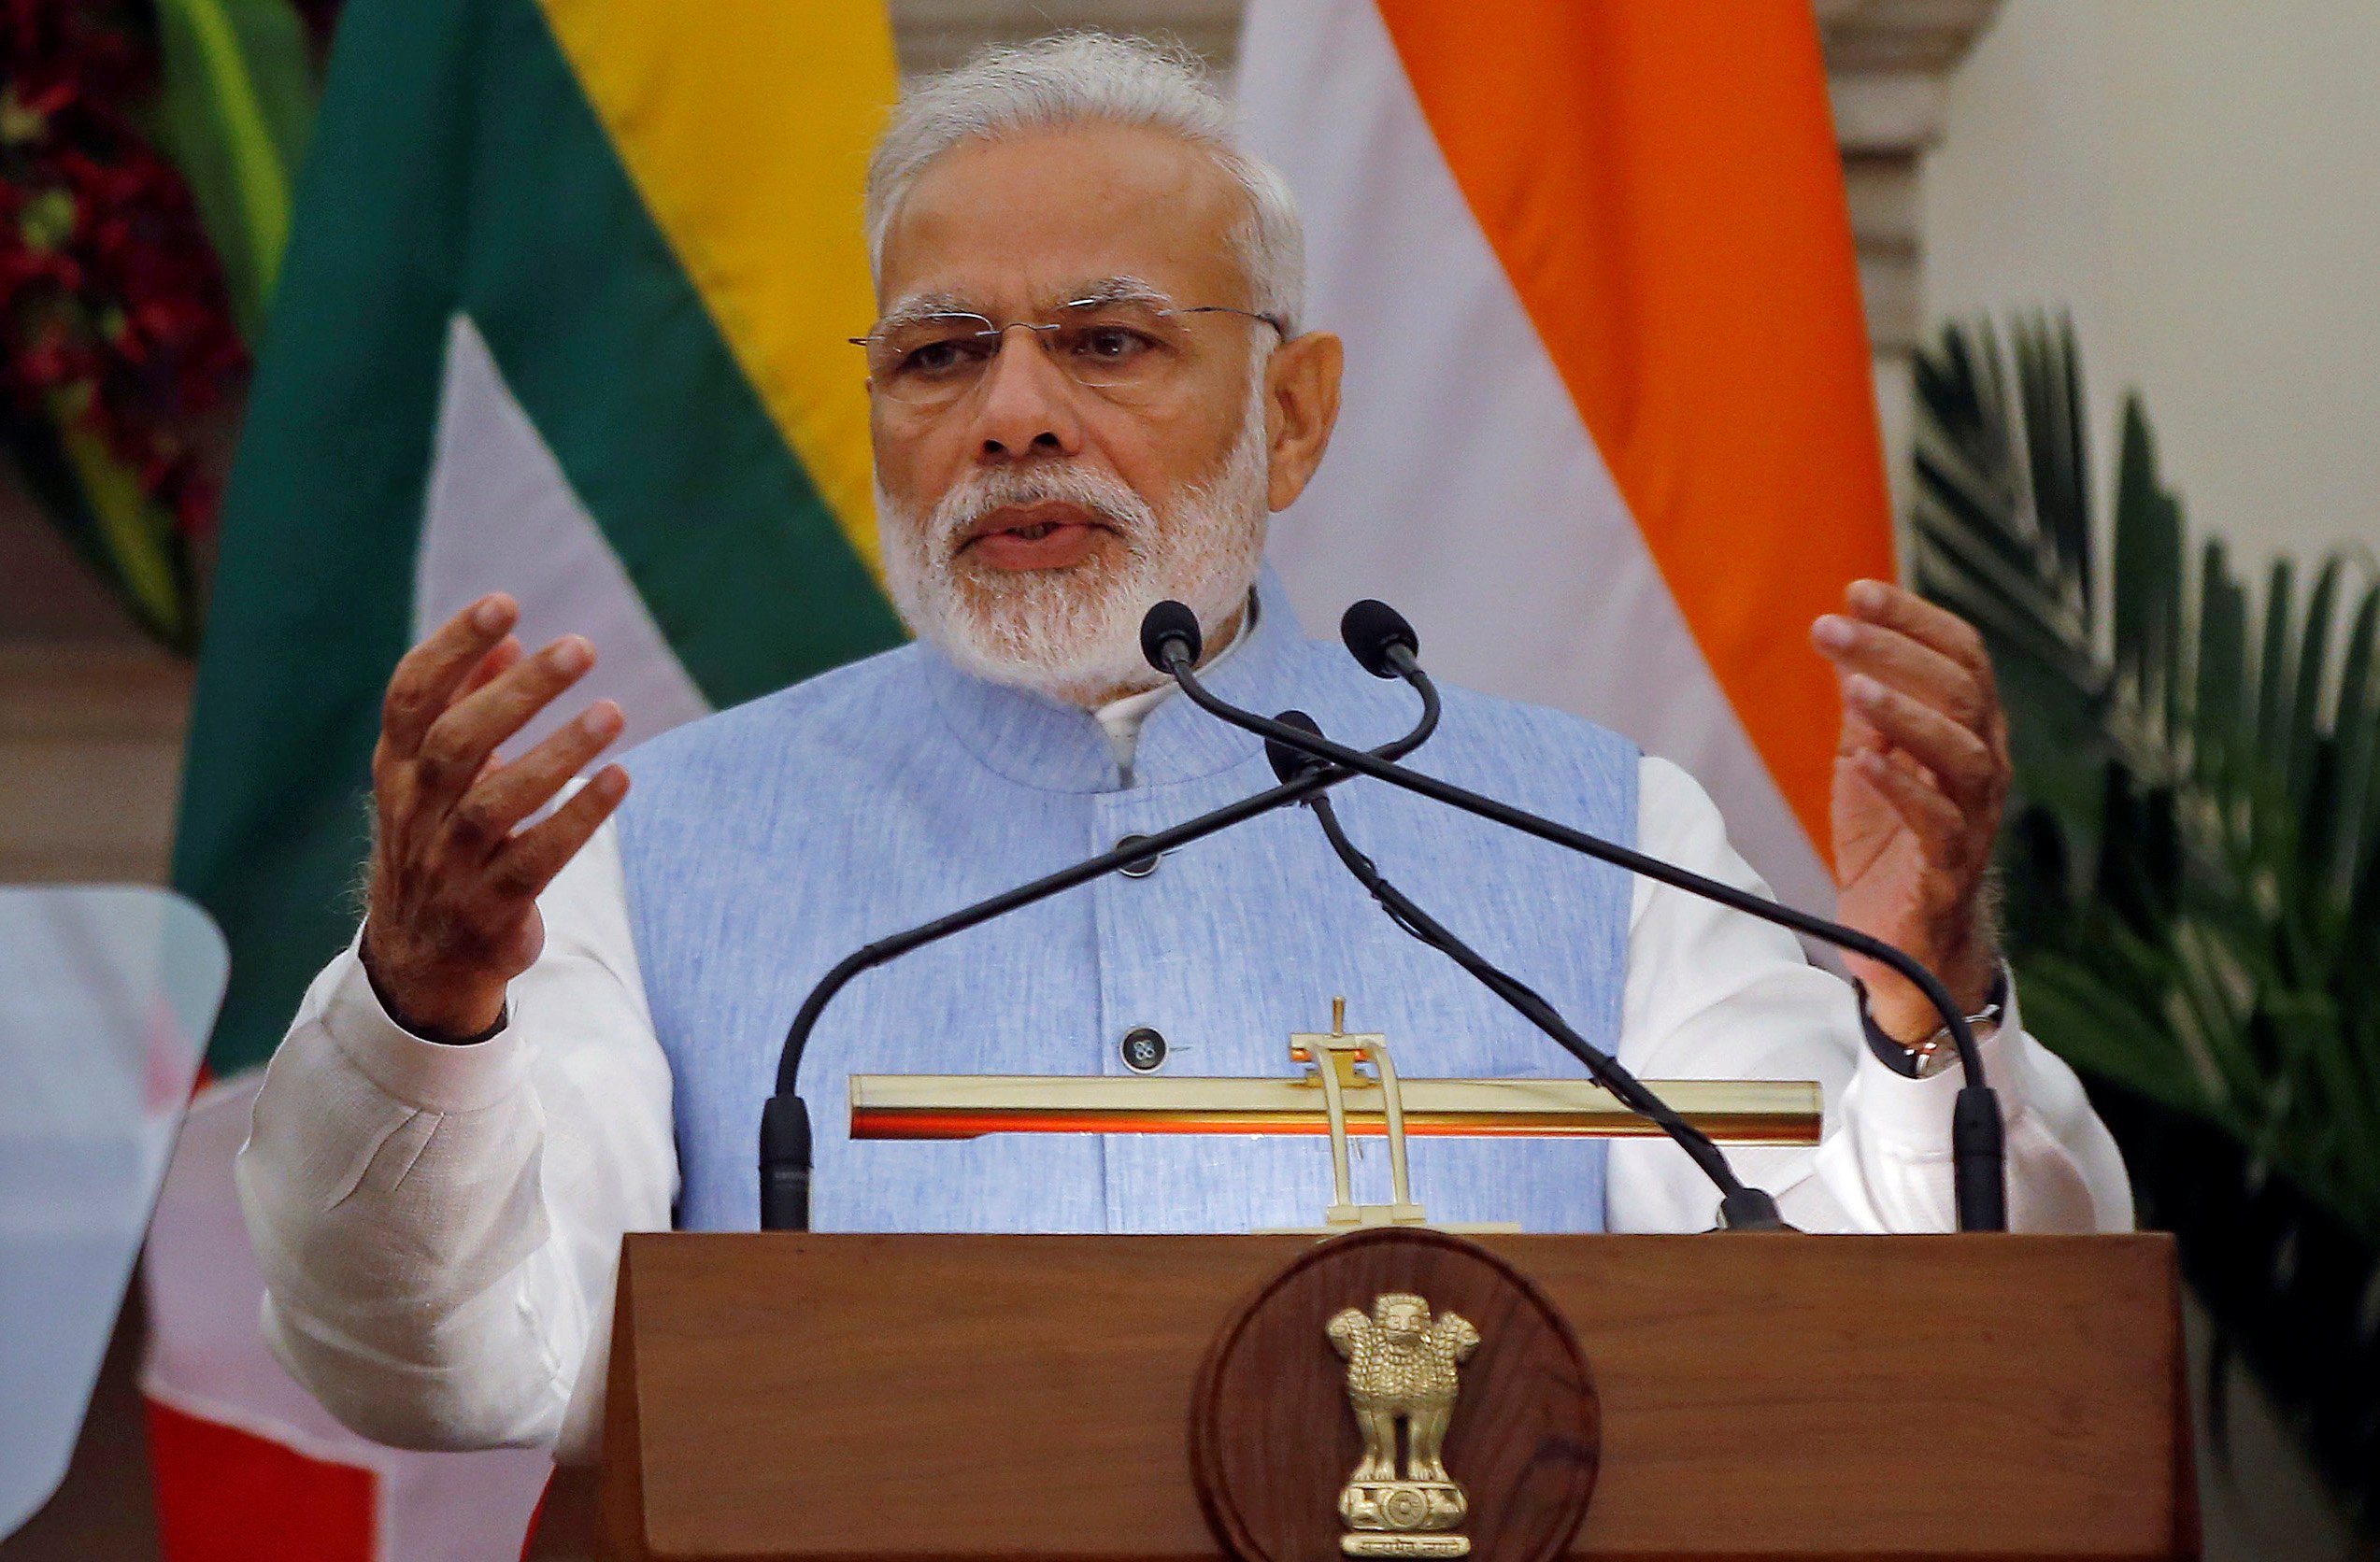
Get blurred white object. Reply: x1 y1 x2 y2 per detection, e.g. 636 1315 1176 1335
0 886 224 1541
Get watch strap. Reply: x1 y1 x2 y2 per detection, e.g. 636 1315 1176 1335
1858 966 2010 1079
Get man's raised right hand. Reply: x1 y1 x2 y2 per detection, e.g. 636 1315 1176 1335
360 592 629 1042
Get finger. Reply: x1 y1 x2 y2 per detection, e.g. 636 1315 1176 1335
1834 693 1888 758
1842 580 1994 684
440 641 528 797
381 594 520 756
1813 614 1988 733
487 765 630 901
1842 674 1998 808
446 701 625 854
1853 750 1970 870
414 635 596 802
457 634 525 700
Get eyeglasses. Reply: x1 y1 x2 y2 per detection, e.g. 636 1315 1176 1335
851 297 1287 408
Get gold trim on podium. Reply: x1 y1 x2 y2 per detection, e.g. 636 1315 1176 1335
847 1074 1820 1145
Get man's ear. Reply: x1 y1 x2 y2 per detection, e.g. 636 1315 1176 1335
1262 330 1344 512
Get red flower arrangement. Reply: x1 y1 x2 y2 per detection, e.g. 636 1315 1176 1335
1 0 249 541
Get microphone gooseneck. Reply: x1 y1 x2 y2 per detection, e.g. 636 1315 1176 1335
1149 600 2009 1233
758 624 1440 1232
1278 711 1787 1229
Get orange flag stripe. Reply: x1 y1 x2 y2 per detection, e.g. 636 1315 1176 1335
1375 0 1892 858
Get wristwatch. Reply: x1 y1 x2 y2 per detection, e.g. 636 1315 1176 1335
1860 968 2009 1080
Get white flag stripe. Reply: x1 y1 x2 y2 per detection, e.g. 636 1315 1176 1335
1240 0 1831 913
418 314 712 762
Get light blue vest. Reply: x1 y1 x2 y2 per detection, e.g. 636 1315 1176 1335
613 573 1636 1234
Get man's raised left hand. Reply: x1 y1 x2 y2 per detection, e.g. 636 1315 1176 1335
1811 579 2011 1045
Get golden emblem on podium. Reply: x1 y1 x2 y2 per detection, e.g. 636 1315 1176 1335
1329 1293 1481 1555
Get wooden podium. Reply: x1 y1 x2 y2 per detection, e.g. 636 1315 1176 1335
596 1230 2197 1561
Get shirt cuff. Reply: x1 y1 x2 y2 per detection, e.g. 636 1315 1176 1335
321 935 530 1115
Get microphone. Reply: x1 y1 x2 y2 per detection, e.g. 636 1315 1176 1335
1261 709 1331 786
1268 710 1788 1230
1144 601 2009 1232
1138 600 1204 675
758 630 1442 1231
1339 599 1420 679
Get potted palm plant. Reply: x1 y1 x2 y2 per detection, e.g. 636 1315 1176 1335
1910 317 2380 1533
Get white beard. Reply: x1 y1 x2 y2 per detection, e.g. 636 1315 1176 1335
876 378 1271 707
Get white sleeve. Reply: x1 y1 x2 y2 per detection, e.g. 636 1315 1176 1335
234 816 675 1462
1603 756 2133 1234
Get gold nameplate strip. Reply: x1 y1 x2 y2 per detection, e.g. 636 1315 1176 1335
848 1075 1820 1145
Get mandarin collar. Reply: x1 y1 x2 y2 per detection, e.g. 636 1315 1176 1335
916 565 1306 794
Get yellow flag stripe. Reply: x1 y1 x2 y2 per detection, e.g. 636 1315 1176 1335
538 0 892 574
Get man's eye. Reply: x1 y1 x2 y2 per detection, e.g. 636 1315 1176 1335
1068 325 1157 362
897 337 990 376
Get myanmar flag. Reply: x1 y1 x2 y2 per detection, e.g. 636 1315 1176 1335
150 1 900 1555
1239 0 1893 912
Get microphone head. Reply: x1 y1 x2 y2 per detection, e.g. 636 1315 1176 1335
1265 709 1329 786
1140 600 1204 673
1341 599 1419 678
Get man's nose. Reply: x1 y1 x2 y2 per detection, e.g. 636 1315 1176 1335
970 328 1085 462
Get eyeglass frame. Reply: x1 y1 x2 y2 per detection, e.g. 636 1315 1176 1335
848 296 1290 405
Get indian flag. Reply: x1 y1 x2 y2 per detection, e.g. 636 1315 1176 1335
151 0 900 1554
1238 0 1893 911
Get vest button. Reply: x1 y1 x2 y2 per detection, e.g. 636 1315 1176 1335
1116 833 1161 878
1120 1026 1168 1072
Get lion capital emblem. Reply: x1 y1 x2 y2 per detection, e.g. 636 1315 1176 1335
1326 1293 1481 1554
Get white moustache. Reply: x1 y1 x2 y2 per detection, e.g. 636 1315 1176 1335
930 463 1159 555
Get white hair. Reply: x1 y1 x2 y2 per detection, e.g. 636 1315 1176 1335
864 32 1307 334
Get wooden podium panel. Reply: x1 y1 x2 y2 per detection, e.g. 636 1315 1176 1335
601 1233 2193 1561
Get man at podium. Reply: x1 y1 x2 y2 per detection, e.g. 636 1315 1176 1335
235 36 2131 1460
